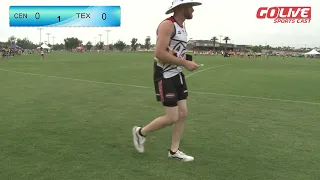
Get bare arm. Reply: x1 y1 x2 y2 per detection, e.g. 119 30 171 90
154 20 186 66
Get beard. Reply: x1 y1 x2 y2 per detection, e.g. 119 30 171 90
184 12 193 19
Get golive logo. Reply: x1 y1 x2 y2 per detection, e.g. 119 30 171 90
256 7 311 23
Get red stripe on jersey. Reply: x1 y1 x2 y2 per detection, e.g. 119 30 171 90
156 16 183 35
166 16 175 23
158 80 164 102
165 16 183 27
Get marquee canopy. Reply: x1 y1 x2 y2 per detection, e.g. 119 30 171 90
305 49 320 55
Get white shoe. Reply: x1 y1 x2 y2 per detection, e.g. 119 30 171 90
132 126 146 153
168 150 194 162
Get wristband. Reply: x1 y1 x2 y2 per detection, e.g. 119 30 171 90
186 54 193 61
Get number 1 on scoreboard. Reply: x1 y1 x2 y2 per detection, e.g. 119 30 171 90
57 16 60 22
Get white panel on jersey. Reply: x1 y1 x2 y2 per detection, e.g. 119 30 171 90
157 21 188 79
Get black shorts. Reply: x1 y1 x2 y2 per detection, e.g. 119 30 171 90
154 73 188 107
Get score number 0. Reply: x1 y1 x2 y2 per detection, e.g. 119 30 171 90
56 13 107 22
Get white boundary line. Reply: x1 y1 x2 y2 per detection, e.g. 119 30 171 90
0 68 319 105
189 91 320 105
0 68 152 89
185 64 231 78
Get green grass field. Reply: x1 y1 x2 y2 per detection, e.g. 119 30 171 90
1 52 320 180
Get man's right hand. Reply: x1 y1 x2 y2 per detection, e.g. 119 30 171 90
183 60 200 71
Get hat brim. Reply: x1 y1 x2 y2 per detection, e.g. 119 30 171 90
165 2 202 14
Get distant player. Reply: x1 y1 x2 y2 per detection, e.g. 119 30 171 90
1 48 6 59
40 47 44 60
240 52 244 58
132 0 202 162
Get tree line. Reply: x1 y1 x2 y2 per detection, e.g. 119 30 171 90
0 36 153 51
0 35 313 52
209 36 311 52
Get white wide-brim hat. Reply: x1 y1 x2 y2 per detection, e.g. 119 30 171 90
165 0 202 14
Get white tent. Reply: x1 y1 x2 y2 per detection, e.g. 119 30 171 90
37 44 50 49
305 49 320 55
41 44 50 49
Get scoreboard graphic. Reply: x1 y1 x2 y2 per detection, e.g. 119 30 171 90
9 6 121 27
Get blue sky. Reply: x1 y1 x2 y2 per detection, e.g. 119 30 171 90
1 0 319 48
